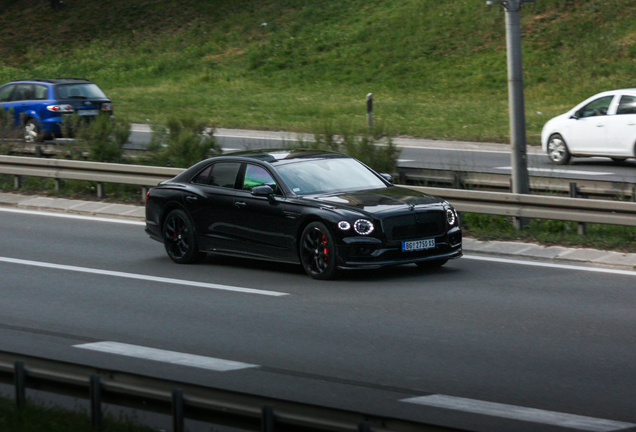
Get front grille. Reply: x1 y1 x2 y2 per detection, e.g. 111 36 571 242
382 211 446 242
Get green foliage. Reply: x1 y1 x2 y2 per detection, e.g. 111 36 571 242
147 116 220 168
61 115 130 163
299 121 401 174
0 107 18 154
461 213 636 253
1 0 635 143
0 396 154 432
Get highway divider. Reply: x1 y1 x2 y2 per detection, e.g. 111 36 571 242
0 350 463 432
1 155 636 227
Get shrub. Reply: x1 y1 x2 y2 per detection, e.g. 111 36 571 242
299 121 401 175
147 116 221 168
61 114 130 163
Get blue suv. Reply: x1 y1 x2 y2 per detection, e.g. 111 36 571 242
0 78 113 142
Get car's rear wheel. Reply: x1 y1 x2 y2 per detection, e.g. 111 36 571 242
300 222 338 280
163 209 204 264
416 259 448 269
24 119 43 143
547 134 571 165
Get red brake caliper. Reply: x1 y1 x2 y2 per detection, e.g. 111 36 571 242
321 235 329 262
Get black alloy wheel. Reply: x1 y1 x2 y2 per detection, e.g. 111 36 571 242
163 209 204 264
300 222 338 280
416 258 448 269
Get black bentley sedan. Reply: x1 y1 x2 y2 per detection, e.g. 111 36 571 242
145 149 462 279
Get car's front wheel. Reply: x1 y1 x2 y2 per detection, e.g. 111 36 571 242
24 119 43 143
547 133 571 165
299 221 338 280
163 209 204 264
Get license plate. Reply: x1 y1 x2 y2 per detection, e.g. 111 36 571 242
77 109 99 116
402 238 435 252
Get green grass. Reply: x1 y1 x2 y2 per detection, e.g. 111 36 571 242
2 0 636 144
0 396 154 432
462 213 636 254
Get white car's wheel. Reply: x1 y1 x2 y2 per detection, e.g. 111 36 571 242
547 134 571 165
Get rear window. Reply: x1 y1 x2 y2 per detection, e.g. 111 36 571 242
55 83 108 100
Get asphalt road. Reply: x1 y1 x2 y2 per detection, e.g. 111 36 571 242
128 126 636 184
2 208 636 432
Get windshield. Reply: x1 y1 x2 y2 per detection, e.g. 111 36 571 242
55 83 108 100
276 157 387 195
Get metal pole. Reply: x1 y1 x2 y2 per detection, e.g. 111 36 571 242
487 0 534 229
14 361 26 410
366 93 373 131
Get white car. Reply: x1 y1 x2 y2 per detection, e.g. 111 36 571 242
541 89 636 164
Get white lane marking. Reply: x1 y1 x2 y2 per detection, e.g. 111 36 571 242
75 342 258 371
464 255 636 277
0 257 289 297
0 207 144 225
402 395 635 432
495 166 614 176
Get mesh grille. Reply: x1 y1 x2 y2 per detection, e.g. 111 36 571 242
383 211 445 242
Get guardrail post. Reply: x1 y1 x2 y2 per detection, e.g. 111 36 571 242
367 93 373 131
172 389 184 432
141 186 149 203
358 421 372 432
55 178 61 191
13 175 21 189
570 182 587 235
14 361 26 410
96 182 104 199
90 374 102 430
632 186 636 203
261 404 275 432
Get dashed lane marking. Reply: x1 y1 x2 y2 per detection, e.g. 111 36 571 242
75 342 259 371
0 257 289 297
402 395 635 432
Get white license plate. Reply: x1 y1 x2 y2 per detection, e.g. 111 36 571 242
77 109 99 116
402 239 435 252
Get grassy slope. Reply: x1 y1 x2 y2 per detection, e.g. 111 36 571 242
1 0 635 143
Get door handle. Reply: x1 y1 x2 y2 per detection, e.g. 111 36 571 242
186 196 198 202
235 201 246 208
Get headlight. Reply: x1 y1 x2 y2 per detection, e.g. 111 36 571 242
337 221 351 231
354 219 374 235
446 208 457 226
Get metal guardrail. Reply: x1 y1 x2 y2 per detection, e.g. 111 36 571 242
1 156 636 226
0 350 462 432
398 166 636 201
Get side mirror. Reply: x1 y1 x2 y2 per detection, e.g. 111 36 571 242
251 185 274 197
571 110 581 120
380 173 393 184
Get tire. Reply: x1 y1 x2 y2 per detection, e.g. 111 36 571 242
299 221 338 280
416 259 448 269
547 134 571 165
23 119 43 143
163 209 204 264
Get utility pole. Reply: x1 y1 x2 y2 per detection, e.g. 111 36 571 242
487 0 534 229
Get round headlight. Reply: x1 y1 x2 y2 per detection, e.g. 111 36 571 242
337 221 351 231
446 208 457 226
354 219 374 235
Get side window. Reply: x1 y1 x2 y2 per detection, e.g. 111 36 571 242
191 164 213 185
11 84 35 101
0 85 14 102
243 164 278 193
578 96 613 118
616 95 636 115
210 162 241 188
34 85 48 100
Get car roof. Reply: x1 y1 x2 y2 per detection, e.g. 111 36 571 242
7 78 93 85
223 148 349 166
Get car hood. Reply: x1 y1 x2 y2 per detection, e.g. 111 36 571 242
304 187 445 215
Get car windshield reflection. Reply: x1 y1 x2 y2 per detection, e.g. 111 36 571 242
277 158 387 195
